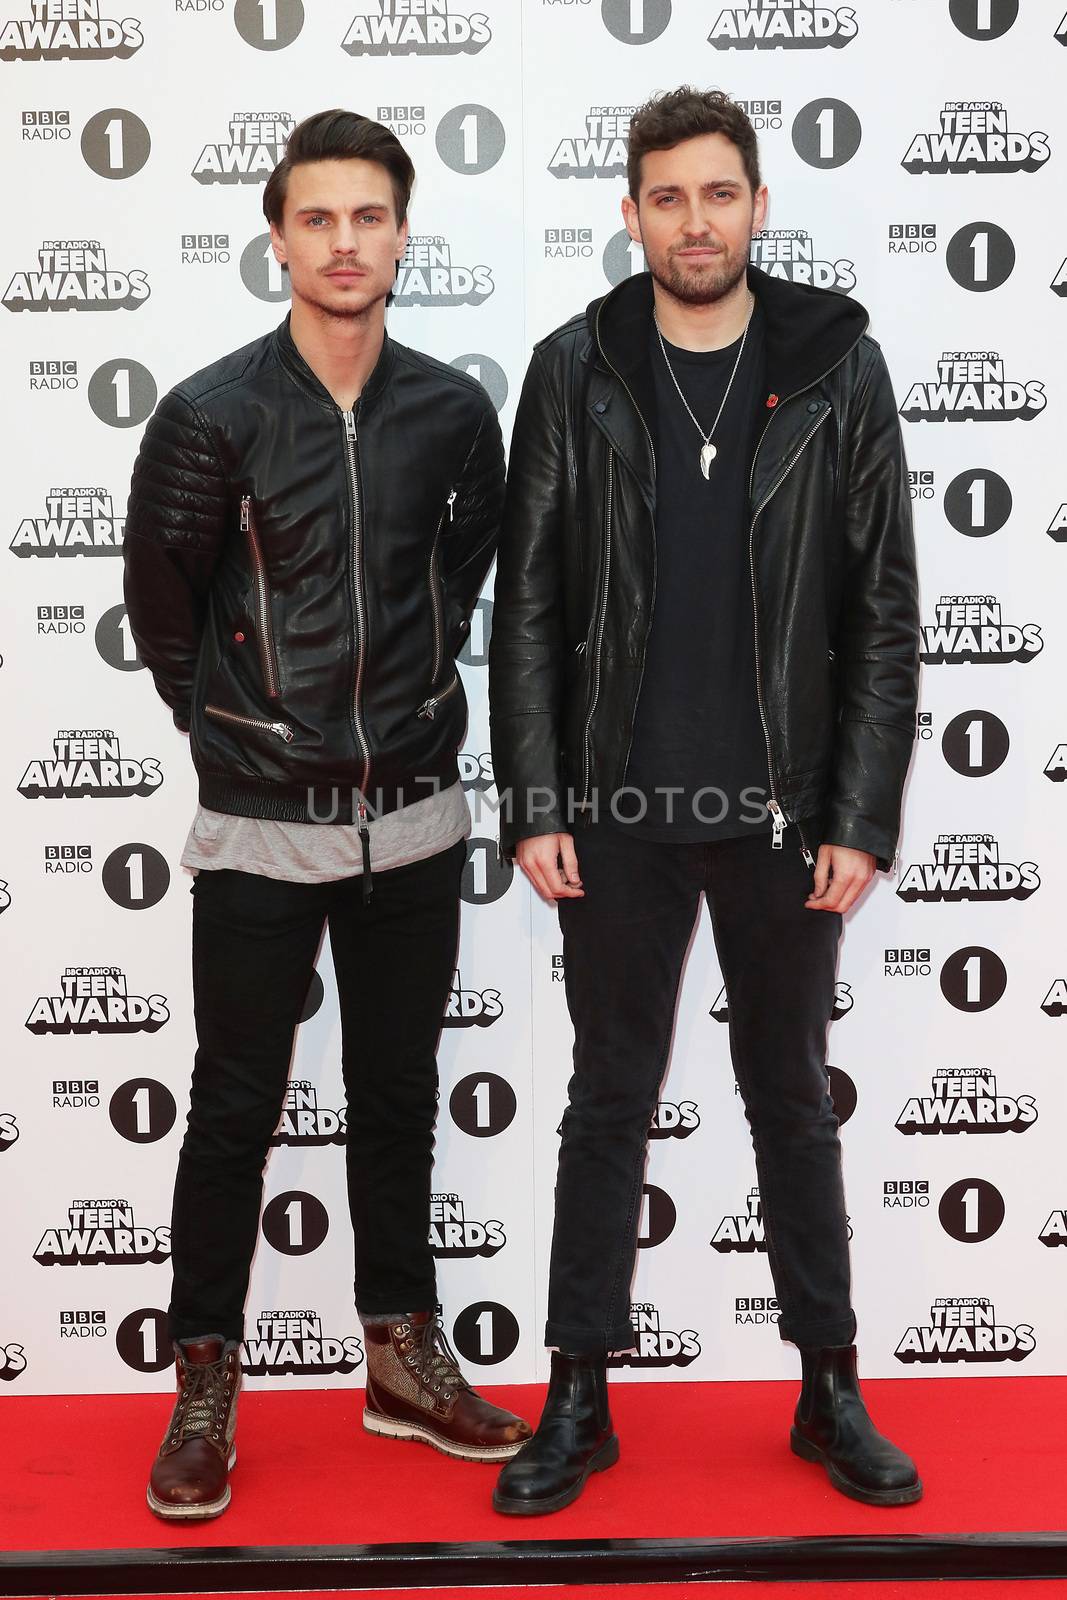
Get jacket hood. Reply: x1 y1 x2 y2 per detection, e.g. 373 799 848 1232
585 265 869 401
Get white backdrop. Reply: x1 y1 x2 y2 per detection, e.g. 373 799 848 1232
1 0 1065 1398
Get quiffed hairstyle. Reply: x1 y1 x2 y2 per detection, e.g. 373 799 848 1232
627 87 761 199
263 109 416 227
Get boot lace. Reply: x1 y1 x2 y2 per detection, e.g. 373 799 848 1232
172 1353 232 1445
402 1316 471 1404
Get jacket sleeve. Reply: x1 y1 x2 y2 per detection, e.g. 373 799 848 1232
439 397 505 655
822 346 920 871
122 392 229 732
488 348 568 855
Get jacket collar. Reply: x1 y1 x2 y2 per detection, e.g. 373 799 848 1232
586 264 869 404
273 311 396 412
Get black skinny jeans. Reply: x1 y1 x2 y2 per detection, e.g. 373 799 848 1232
168 840 466 1343
547 822 856 1356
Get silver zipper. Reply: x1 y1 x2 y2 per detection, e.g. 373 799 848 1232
205 703 293 742
342 408 372 794
417 673 460 721
240 495 281 700
748 403 830 863
579 453 614 806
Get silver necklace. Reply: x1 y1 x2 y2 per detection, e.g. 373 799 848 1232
654 298 754 479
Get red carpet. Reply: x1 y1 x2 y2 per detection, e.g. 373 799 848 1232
48 1589 1067 1600
4 1376 1065 1551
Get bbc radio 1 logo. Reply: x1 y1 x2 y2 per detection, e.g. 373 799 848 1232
443 970 502 1028
271 1081 346 1147
393 236 493 307
341 1 491 55
60 1309 106 1342
902 103 1049 176
884 1180 930 1210
708 2 857 49
921 597 1042 665
18 730 163 799
607 1304 700 1369
29 358 78 391
11 487 123 557
750 229 855 291
193 113 293 183
0 1 143 60
45 844 92 876
896 1068 1037 1135
897 835 1039 904
2 241 149 313
900 354 1045 423
449 1072 517 1138
181 235 230 266
712 980 852 1021
22 110 71 142
25 966 169 1035
548 108 632 179
735 1296 779 1327
896 1298 1035 1365
37 604 85 638
429 1193 505 1259
545 228 593 262
34 1199 170 1266
650 1100 700 1140
378 104 426 138
885 947 930 978
242 1311 363 1377
890 224 936 257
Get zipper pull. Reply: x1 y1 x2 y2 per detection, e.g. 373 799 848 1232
417 696 437 721
447 488 456 523
768 799 786 850
357 798 373 903
240 495 250 532
575 640 587 655
344 409 356 442
270 721 295 744
800 843 815 869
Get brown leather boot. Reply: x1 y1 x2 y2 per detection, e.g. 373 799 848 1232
362 1311 531 1462
147 1336 241 1520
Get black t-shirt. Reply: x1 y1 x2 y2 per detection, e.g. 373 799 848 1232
616 302 774 842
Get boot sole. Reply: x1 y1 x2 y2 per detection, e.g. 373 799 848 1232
790 1428 923 1506
363 1408 527 1462
146 1446 237 1521
492 1433 620 1516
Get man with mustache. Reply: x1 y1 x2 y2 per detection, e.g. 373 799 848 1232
490 87 921 1513
124 109 528 1520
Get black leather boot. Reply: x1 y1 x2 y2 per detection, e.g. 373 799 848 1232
791 1345 922 1505
492 1351 619 1515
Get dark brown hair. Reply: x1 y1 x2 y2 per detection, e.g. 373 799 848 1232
627 87 761 199
263 109 415 228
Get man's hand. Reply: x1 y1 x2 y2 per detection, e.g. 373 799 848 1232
516 833 584 902
806 843 875 915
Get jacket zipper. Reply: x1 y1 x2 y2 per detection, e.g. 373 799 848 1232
417 672 460 721
240 495 281 700
748 405 831 863
428 490 455 687
342 409 372 796
579 453 614 806
204 703 293 743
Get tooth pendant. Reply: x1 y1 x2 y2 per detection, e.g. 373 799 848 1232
700 442 717 479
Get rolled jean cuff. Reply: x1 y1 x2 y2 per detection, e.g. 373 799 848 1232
778 1310 857 1350
545 1318 636 1357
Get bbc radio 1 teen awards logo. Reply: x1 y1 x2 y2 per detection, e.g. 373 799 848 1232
443 970 502 1028
607 1304 701 1369
242 1312 363 1376
548 108 632 179
2 242 149 313
12 487 123 557
900 354 1045 423
711 1187 767 1252
750 228 855 291
271 1082 346 1147
429 1193 505 1259
897 835 1040 903
921 596 1042 664
26 967 169 1035
341 1 491 55
650 1100 700 1139
34 1200 170 1266
18 730 163 799
193 113 293 183
0 1 143 59
902 103 1049 176
896 1068 1037 1135
896 1298 1034 1364
393 236 493 306
707 1 857 49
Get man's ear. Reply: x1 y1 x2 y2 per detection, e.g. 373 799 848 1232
269 220 287 267
621 192 642 247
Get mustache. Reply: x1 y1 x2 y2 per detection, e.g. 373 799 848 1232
670 239 725 255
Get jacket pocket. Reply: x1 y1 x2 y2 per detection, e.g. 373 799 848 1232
204 703 294 743
240 495 281 700
416 672 460 722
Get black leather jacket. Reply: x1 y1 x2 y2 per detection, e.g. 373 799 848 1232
489 268 919 870
124 316 503 825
